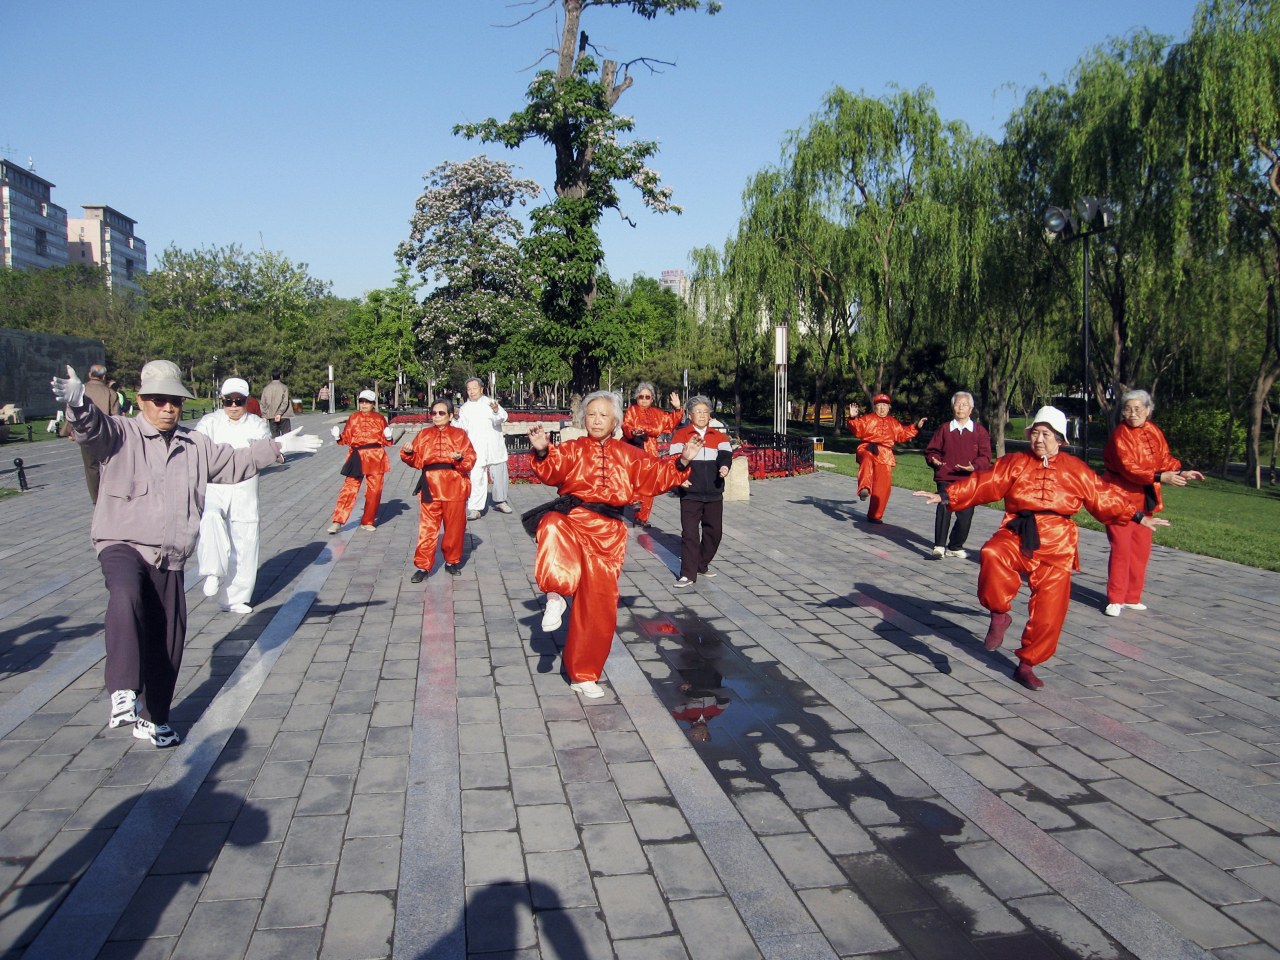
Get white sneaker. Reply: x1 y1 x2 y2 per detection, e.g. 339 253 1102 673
134 718 180 747
945 548 967 559
467 510 482 521
109 689 137 728
673 576 694 588
224 603 252 614
701 568 718 578
327 522 342 535
541 593 566 631
493 503 513 514
1124 602 1147 611
202 575 221 597
930 546 946 558
360 523 376 531
570 680 605 699
1104 603 1123 617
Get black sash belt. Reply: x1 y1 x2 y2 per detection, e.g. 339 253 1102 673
521 495 626 539
339 443 385 480
1005 509 1072 557
414 462 456 503
1142 483 1159 512
864 442 880 456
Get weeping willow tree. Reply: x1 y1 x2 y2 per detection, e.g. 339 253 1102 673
1172 0 1280 486
688 241 765 432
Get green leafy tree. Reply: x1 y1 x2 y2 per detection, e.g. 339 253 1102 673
456 0 720 395
346 266 423 403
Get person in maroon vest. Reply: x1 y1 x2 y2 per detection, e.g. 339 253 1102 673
924 391 993 559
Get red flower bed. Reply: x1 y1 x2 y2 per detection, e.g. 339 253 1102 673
389 410 570 426
735 446 814 480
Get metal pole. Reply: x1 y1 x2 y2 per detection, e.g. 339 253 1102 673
1081 233 1090 466
327 364 335 414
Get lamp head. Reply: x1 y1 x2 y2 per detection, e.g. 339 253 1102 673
1043 206 1077 238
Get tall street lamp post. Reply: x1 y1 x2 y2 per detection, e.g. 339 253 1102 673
1043 197 1116 466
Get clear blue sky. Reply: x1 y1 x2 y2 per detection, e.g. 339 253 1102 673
7 0 1201 301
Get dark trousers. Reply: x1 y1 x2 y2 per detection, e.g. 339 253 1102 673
99 544 186 725
934 480 975 550
80 445 101 504
269 418 292 438
679 498 723 581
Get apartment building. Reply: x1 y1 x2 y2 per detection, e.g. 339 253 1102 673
0 158 70 271
67 204 147 293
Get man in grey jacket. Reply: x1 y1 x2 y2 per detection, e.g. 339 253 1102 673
52 360 320 746
259 370 291 438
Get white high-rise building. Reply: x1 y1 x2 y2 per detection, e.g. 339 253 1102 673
659 268 689 302
0 159 70 271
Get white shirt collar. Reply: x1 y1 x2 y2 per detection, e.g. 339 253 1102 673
949 419 973 433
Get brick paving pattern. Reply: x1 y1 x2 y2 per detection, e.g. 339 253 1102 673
0 415 1278 958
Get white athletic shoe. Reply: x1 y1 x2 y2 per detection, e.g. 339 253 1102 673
570 680 605 699
930 546 946 558
134 718 180 748
541 593 567 631
109 689 137 729
202 575 221 597
224 603 252 614
945 548 968 560
1124 602 1147 611
1104 603 1123 617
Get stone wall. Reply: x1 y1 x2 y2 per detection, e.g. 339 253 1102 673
0 329 107 419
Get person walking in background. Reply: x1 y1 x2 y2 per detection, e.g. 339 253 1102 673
1101 389 1203 617
259 370 291 438
525 391 699 698
924 391 993 559
76 363 119 503
915 406 1167 691
328 389 392 533
847 393 926 523
669 396 734 587
401 399 476 581
621 382 684 528
457 376 512 520
51 361 319 747
195 378 272 614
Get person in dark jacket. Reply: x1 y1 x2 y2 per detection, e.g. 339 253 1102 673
924 391 993 559
668 396 734 587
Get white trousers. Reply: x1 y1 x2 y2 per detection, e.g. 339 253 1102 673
197 484 261 606
466 460 510 512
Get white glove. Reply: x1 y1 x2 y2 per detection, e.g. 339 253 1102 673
330 425 341 440
51 365 85 407
383 426 394 441
277 427 322 456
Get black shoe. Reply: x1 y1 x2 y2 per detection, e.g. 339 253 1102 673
410 569 428 583
445 563 462 576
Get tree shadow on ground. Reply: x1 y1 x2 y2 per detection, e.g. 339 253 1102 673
788 494 860 524
0 615 101 677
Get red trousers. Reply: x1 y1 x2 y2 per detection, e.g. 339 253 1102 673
1105 521 1153 605
856 453 894 521
977 528 1073 666
535 510 627 683
635 493 656 524
331 473 385 526
414 499 466 570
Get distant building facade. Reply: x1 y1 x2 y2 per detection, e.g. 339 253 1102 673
659 269 690 302
67 205 147 293
1 159 70 271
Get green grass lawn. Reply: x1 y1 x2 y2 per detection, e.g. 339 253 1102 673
815 449 1280 572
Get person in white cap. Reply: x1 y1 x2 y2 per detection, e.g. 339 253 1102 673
51 360 321 747
457 376 512 520
328 389 393 533
915 405 1167 691
195 378 272 613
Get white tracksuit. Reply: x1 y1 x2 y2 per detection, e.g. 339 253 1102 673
195 410 271 606
457 396 510 513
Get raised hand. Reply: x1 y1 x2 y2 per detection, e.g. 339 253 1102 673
51 365 85 407
277 427 322 455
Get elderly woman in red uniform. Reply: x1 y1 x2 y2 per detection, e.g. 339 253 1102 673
915 406 1168 691
527 391 701 698
1101 389 1203 617
327 389 392 533
621 381 684 528
401 399 476 582
847 393 926 523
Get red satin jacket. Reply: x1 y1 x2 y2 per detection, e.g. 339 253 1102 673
532 436 690 507
400 424 476 501
337 410 391 474
622 405 683 459
1102 422 1181 514
846 413 919 468
947 451 1134 570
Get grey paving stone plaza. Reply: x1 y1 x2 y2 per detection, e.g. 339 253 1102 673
1 412 1279 959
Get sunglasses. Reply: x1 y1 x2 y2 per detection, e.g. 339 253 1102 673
222 397 247 407
636 394 653 400
142 395 185 408
431 410 450 417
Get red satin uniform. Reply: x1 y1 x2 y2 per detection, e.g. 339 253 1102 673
622 404 683 523
1102 421 1181 607
947 451 1134 667
846 413 919 521
400 424 476 571
331 410 392 526
532 437 690 682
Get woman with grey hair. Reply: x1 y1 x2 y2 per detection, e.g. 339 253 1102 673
524 391 701 698
669 396 734 587
1101 389 1203 617
924 391 992 559
621 381 684 528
